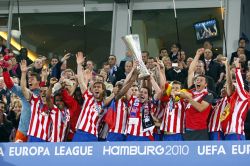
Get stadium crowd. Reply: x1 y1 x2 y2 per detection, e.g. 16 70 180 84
0 37 250 142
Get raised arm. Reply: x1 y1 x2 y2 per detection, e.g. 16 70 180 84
20 60 32 100
41 67 50 85
222 58 233 96
46 77 58 109
150 74 162 101
178 91 212 112
234 58 248 100
116 62 139 100
187 48 204 88
155 57 166 90
76 52 87 94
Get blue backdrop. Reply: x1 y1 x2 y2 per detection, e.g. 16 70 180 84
1 141 250 166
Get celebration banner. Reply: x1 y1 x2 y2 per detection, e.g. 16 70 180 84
1 141 250 166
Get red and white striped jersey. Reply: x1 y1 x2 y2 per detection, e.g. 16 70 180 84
153 100 165 120
49 106 70 142
109 98 128 134
224 68 249 135
208 97 228 132
75 90 104 137
160 99 185 134
125 96 156 137
28 94 51 141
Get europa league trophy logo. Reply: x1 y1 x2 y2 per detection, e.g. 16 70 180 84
122 34 150 79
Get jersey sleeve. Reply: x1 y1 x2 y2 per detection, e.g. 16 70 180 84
235 68 248 100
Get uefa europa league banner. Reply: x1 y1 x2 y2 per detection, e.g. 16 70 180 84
1 141 250 166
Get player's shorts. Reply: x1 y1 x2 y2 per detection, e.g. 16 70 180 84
106 132 126 141
224 133 245 140
163 133 183 141
209 131 224 140
72 129 98 142
28 136 46 142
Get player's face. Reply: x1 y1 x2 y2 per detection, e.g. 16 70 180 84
171 84 181 96
220 84 227 98
194 76 207 92
130 86 139 97
28 76 40 90
55 95 64 110
139 88 149 103
40 87 48 103
93 83 104 100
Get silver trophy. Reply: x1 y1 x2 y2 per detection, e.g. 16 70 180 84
122 34 150 79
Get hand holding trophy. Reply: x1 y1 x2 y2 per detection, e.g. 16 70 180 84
122 34 150 79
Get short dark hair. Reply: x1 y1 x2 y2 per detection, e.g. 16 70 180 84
30 72 41 82
140 86 151 97
172 43 181 49
148 57 155 61
203 40 213 47
194 74 208 84
172 80 182 88
239 37 249 44
142 51 149 56
159 47 168 53
51 57 59 60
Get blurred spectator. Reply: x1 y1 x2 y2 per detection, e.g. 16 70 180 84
203 49 222 83
141 51 149 65
51 53 70 79
32 57 43 74
147 57 160 85
245 70 250 92
177 50 187 69
230 47 245 64
169 43 181 61
231 37 250 63
116 61 133 82
108 55 118 85
159 48 168 60
202 40 218 59
166 61 188 85
0 37 6 55
86 60 97 77
162 56 172 70
0 101 13 142
9 55 21 79
50 57 59 68
118 50 133 74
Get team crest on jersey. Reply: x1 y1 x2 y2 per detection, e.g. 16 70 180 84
61 109 70 123
133 99 140 107
220 103 230 122
130 107 139 118
92 104 102 113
